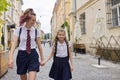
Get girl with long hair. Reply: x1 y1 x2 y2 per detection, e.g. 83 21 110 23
8 9 44 80
44 29 74 80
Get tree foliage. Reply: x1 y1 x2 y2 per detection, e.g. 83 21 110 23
61 21 69 29
0 0 10 14
0 0 11 29
61 21 70 40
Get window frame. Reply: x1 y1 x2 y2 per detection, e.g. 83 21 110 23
111 0 120 27
79 12 86 34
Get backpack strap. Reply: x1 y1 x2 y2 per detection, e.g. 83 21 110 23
66 42 69 59
35 28 37 41
54 41 57 60
35 28 37 48
54 41 69 59
18 27 22 47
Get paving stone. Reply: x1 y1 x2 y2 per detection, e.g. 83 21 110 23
1 43 120 80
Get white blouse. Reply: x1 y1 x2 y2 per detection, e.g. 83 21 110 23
14 26 40 50
55 41 71 57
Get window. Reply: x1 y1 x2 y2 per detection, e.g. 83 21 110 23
79 13 86 34
111 0 120 27
112 8 118 26
111 0 120 6
119 7 120 24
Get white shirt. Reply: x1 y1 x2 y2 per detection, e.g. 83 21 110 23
55 41 71 57
14 26 40 50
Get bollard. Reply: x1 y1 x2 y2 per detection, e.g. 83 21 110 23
98 57 100 65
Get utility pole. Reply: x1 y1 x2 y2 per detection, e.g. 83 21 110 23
74 0 77 21
63 0 67 22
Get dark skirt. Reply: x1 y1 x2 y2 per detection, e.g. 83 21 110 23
49 56 72 80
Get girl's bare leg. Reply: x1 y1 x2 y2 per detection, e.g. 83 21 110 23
28 71 37 80
20 74 27 80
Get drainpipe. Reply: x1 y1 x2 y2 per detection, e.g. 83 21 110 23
74 0 77 40
64 0 66 22
74 0 77 21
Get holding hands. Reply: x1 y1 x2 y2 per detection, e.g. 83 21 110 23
40 60 45 66
40 59 47 66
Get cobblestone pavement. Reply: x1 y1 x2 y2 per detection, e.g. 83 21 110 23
1 43 120 80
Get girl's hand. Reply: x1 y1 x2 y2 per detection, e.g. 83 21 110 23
40 60 45 66
8 59 14 69
70 65 74 72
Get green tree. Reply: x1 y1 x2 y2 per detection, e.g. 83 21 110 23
0 0 10 15
61 21 70 41
0 0 10 50
0 0 10 29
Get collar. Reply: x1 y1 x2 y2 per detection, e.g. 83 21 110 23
23 26 34 31
57 41 66 46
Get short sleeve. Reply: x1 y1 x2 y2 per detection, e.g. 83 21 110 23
14 27 21 37
68 42 71 48
37 29 40 37
52 43 55 50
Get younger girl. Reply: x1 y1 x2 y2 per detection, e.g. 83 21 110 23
44 29 74 80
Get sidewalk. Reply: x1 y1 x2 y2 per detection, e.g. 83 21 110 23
72 52 120 80
73 52 120 68
1 44 120 80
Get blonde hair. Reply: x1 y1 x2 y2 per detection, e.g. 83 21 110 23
53 29 69 57
54 29 68 46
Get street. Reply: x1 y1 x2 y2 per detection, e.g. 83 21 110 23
1 43 120 80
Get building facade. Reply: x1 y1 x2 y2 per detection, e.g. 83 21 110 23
70 0 120 55
0 0 23 51
51 0 70 41
0 0 23 77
